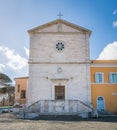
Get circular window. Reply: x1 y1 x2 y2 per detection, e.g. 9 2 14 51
56 41 65 52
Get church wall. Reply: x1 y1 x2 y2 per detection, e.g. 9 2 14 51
27 63 91 106
29 33 90 63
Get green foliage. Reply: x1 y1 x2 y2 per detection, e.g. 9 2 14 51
0 73 14 106
0 73 12 83
0 87 7 93
0 87 14 94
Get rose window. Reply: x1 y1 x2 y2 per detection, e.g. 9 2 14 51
56 42 64 51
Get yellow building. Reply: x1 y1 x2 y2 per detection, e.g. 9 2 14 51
14 77 28 106
91 60 117 113
14 60 117 113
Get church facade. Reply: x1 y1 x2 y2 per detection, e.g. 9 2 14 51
14 19 117 117
27 19 92 115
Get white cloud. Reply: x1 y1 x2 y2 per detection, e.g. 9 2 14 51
97 41 117 60
0 46 27 70
0 64 5 72
24 46 29 57
113 21 117 27
113 10 117 15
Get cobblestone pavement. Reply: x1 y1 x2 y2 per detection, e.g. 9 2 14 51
0 113 117 130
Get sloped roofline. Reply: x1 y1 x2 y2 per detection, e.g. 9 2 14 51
14 76 28 80
28 19 92 36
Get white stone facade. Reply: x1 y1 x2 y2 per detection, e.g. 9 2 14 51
27 19 92 114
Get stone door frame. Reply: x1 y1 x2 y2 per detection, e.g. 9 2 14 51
50 79 69 100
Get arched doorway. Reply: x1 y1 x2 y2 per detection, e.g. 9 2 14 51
97 96 105 111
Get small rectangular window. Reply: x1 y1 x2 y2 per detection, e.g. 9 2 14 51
109 73 117 83
17 84 20 92
95 72 104 83
20 90 26 99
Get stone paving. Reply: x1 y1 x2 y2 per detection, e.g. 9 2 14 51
0 113 117 130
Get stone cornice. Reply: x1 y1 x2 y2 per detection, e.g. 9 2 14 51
28 61 91 64
30 31 88 35
91 82 117 85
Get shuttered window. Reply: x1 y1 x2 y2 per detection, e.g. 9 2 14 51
95 72 104 83
109 73 117 83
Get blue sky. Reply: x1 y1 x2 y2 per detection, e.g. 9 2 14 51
0 0 117 81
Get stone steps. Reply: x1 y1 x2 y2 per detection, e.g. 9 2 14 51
33 114 82 120
20 100 92 119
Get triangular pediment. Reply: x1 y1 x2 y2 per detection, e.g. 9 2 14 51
28 19 91 35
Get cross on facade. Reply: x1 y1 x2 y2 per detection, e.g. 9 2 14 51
57 12 63 19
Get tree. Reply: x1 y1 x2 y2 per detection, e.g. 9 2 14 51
0 73 12 86
0 73 14 106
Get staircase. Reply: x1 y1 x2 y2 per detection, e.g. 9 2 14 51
34 115 83 121
19 100 92 119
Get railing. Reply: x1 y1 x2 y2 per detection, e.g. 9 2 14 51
23 100 92 114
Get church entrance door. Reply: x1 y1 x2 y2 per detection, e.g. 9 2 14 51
55 86 65 100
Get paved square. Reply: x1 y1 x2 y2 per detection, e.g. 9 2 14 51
0 114 117 130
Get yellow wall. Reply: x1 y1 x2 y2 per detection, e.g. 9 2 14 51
14 77 28 105
91 65 117 113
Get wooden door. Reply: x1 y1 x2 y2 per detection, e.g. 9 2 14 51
55 86 65 100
